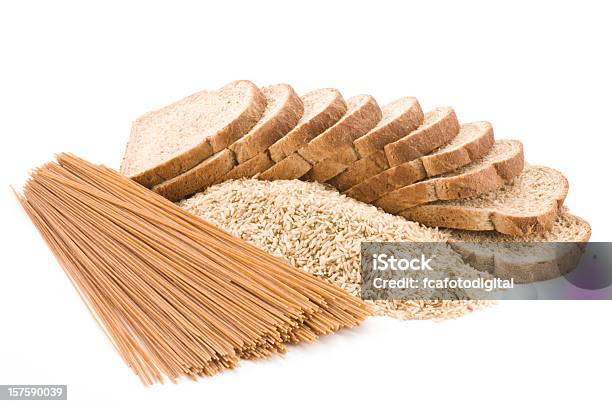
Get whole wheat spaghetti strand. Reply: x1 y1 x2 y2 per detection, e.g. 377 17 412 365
59 159 370 320
31 169 315 351
27 174 286 368
15 196 164 384
42 162 323 317
24 188 229 381
28 176 291 355
58 154 371 322
23 170 282 380
17 154 371 384
52 155 368 330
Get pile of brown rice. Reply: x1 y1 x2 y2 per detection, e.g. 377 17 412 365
180 179 493 320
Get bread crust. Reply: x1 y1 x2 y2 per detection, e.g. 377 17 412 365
277 97 427 186
122 80 266 188
258 154 311 181
297 95 382 164
384 107 460 167
421 122 494 176
151 150 236 201
326 106 460 193
268 89 347 162
229 84 304 163
265 94 381 180
345 122 493 203
327 150 389 191
446 213 591 283
345 160 426 203
449 240 583 283
375 140 524 213
301 145 360 182
220 152 273 181
401 165 569 236
145 83 304 200
353 97 423 158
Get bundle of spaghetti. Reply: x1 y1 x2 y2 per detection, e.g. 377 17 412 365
16 153 370 385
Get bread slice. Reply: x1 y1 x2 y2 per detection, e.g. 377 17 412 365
150 83 303 201
257 153 312 181
302 97 424 183
353 97 424 158
151 150 235 201
327 150 389 191
229 84 303 163
400 165 569 236
327 106 459 191
219 152 273 182
298 95 382 164
447 212 591 283
121 80 266 188
301 146 360 182
345 121 494 203
259 94 381 181
217 84 303 182
384 107 460 167
421 121 494 176
375 140 524 213
267 88 347 162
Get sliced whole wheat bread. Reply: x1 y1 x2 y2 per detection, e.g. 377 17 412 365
152 150 236 201
327 106 459 191
400 165 568 236
150 83 303 201
301 145 361 182
421 121 495 176
298 95 382 164
447 211 591 283
121 80 266 188
215 84 304 182
302 97 424 183
383 107 460 167
345 121 494 203
259 94 381 181
267 88 347 162
353 97 424 158
326 150 390 191
449 212 591 243
375 139 524 213
229 84 303 163
257 154 313 181
219 152 274 182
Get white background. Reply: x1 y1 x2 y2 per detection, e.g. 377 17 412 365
1 1 611 405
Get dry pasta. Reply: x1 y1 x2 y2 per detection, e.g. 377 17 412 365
16 153 370 385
